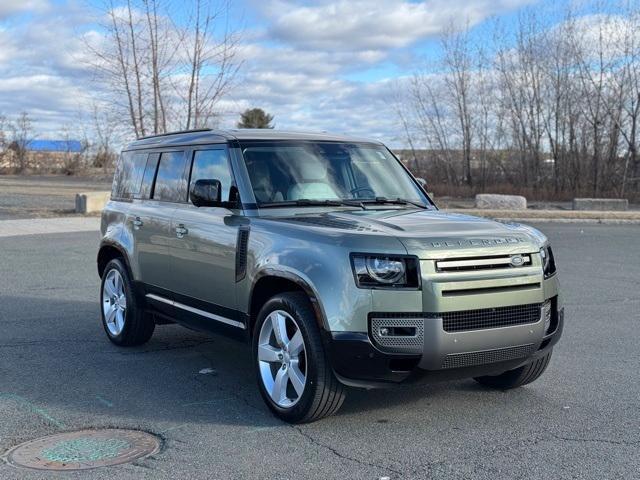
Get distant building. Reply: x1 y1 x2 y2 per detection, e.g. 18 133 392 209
0 139 84 171
26 140 83 153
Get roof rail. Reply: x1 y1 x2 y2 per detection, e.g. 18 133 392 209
137 128 212 140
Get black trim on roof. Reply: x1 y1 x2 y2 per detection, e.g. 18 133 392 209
124 129 382 151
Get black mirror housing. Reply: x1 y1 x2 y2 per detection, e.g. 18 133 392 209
190 179 222 207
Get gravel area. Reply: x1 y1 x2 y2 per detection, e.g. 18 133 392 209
0 175 111 220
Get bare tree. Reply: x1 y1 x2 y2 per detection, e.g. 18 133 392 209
442 26 475 186
59 125 87 175
8 112 34 173
399 2 640 201
91 104 119 172
0 114 7 168
89 0 241 138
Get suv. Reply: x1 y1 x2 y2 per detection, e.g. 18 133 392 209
98 129 563 423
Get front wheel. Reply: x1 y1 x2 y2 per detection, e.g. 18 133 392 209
474 350 553 389
253 292 345 423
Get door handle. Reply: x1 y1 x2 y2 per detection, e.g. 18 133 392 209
133 217 143 230
175 224 188 238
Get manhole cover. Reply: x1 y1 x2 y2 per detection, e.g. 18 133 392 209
5 429 161 471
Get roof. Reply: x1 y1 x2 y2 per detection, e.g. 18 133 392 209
126 129 382 150
26 140 83 153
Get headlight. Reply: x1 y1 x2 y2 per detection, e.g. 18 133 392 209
351 254 420 288
540 244 557 278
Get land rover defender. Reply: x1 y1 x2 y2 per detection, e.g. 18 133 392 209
98 129 563 423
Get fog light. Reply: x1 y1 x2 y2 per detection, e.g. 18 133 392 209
379 327 390 336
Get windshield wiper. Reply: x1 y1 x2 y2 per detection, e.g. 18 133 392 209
259 199 345 208
258 197 427 210
358 197 429 209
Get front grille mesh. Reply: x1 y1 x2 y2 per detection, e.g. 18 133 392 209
442 303 541 332
442 344 535 369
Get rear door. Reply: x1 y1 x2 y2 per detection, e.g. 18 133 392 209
131 150 187 307
168 146 245 331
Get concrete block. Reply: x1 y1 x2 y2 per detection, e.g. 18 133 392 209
572 198 628 211
75 191 111 214
475 194 527 210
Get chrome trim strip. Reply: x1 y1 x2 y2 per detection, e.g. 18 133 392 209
437 255 531 269
145 293 246 329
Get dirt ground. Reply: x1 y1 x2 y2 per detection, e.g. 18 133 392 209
0 175 112 220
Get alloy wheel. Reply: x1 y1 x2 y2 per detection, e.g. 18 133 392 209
257 310 307 408
102 269 127 336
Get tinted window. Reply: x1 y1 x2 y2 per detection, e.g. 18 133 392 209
189 149 233 201
152 151 187 202
139 153 160 199
111 151 148 199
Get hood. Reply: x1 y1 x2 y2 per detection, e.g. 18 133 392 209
264 208 546 259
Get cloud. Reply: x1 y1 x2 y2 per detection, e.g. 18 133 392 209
266 0 536 51
0 3 101 137
567 13 640 60
0 0 49 20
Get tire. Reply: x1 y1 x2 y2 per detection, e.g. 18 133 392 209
474 350 553 389
100 258 154 346
252 292 345 423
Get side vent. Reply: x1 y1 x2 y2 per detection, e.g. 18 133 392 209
235 228 250 282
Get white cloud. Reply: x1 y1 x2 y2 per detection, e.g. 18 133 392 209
566 13 640 60
266 0 536 51
0 3 102 137
0 0 49 19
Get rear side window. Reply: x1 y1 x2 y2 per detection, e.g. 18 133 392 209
152 151 187 202
138 153 160 199
189 149 233 201
111 152 148 199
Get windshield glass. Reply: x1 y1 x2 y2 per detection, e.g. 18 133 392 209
239 141 431 207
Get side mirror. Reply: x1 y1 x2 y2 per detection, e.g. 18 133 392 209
190 179 222 207
416 177 428 190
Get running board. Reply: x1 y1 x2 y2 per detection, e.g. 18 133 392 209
145 293 246 329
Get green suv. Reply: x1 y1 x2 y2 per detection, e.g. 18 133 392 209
98 129 563 423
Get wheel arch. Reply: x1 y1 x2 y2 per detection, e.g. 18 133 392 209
248 269 328 337
97 241 133 279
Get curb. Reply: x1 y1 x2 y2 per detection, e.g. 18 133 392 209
444 209 640 224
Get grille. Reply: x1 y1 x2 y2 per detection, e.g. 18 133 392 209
442 303 541 332
370 317 424 353
436 254 531 273
442 344 535 369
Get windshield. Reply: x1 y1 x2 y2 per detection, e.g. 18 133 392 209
239 141 431 208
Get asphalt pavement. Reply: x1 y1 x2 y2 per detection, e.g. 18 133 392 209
0 223 638 479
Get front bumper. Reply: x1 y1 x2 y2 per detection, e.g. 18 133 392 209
328 305 564 388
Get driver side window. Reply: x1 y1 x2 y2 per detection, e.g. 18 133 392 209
190 149 233 201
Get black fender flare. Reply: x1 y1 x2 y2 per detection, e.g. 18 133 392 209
250 268 329 332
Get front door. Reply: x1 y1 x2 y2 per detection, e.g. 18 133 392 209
169 147 244 331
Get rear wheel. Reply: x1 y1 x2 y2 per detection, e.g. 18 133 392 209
100 258 154 346
253 292 345 423
474 350 553 389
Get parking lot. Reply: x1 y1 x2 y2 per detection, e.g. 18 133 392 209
0 222 638 479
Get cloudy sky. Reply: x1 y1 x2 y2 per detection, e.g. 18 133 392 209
0 0 605 145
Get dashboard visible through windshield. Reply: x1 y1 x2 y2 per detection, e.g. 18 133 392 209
239 141 432 209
